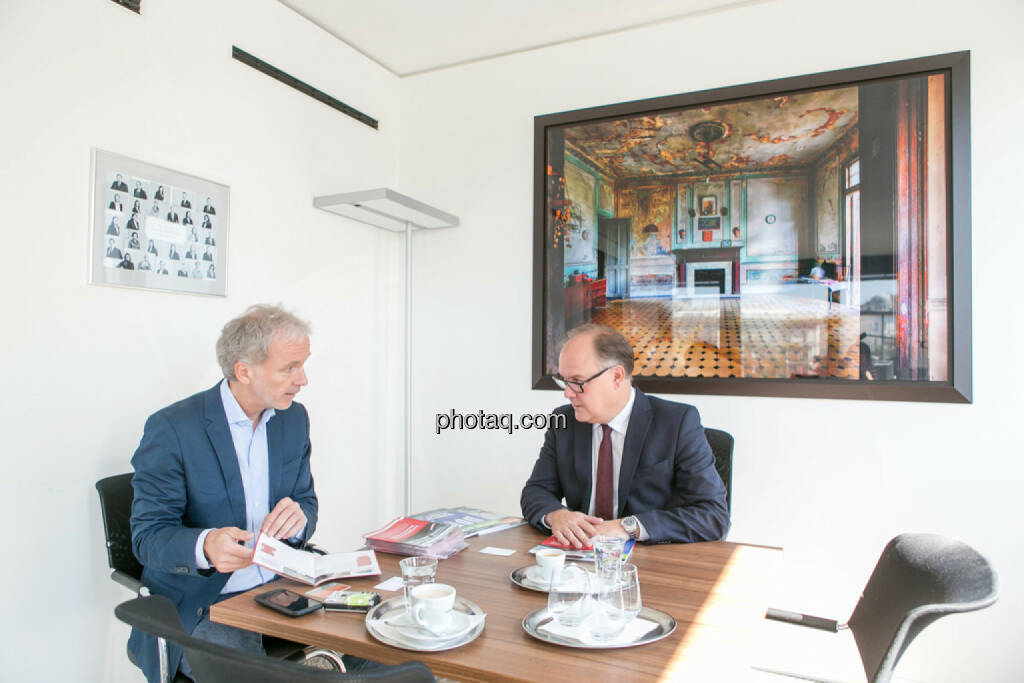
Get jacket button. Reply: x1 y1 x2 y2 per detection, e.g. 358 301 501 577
196 607 204 617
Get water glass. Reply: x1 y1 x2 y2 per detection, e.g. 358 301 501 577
590 574 628 641
593 534 626 580
547 563 591 628
619 563 642 623
399 556 438 610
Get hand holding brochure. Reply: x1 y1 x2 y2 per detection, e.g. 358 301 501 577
251 532 381 586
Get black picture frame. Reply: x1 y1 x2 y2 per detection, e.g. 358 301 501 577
532 51 971 403
110 0 141 14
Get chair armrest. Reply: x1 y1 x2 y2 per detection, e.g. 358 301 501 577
112 570 145 595
765 607 841 632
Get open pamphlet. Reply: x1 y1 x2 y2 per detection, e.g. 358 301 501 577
251 532 381 586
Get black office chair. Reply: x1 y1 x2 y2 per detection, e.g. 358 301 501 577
115 595 436 683
703 427 733 514
96 473 319 681
764 533 998 683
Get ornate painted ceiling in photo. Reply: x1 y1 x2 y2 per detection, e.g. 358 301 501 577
564 86 858 179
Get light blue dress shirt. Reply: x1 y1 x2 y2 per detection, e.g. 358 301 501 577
194 380 277 593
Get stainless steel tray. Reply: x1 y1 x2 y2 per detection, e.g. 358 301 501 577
510 562 589 593
522 606 676 649
365 595 486 652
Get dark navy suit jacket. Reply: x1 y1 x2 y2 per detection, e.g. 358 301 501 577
520 389 728 544
128 383 318 682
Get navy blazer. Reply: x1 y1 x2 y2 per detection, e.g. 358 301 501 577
520 389 728 544
128 383 317 683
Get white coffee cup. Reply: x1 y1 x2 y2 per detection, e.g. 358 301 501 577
535 548 566 582
410 583 456 635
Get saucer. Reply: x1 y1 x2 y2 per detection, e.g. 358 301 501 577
387 610 474 641
400 611 473 641
525 565 557 586
511 563 589 593
366 595 486 652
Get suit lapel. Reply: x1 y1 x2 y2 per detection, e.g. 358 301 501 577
573 418 593 513
266 412 284 504
203 384 247 525
617 389 652 511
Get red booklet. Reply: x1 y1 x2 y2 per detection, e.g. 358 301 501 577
540 536 593 551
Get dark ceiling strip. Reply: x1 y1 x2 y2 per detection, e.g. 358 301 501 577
232 46 378 130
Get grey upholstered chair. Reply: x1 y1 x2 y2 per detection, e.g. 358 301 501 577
703 427 733 514
764 533 997 683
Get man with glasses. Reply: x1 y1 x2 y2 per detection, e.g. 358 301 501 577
521 324 729 547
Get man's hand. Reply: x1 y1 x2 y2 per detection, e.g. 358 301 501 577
591 519 629 541
261 497 306 540
546 509 603 548
203 527 254 573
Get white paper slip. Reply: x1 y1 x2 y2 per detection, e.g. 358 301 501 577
479 547 516 556
374 576 405 591
540 617 659 646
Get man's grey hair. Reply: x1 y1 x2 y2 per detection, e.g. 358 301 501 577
216 304 311 381
563 323 635 378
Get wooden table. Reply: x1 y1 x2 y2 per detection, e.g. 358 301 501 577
212 526 781 682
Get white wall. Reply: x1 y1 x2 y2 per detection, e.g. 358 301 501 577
399 1 1024 681
0 1 406 681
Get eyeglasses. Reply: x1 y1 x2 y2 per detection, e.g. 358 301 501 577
552 366 615 394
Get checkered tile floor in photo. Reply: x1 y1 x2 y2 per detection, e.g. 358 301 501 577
590 295 862 379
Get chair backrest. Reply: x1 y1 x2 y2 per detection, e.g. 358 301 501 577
847 533 998 683
703 428 733 514
96 472 144 586
115 595 436 683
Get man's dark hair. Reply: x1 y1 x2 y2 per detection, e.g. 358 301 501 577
563 323 635 377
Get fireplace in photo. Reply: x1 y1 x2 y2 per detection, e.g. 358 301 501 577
686 260 733 296
695 267 725 293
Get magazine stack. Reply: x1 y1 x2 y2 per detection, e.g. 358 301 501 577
363 517 468 559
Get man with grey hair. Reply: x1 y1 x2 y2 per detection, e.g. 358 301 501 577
521 323 729 546
128 304 318 682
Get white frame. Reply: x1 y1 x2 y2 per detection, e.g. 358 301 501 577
89 149 229 296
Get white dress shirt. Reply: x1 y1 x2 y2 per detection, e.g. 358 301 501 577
194 380 278 593
547 386 649 541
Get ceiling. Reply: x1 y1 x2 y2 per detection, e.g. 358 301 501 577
564 86 859 178
277 0 764 77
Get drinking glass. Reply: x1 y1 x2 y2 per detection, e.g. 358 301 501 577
619 563 642 624
399 556 437 611
593 534 626 580
547 563 590 628
589 574 627 641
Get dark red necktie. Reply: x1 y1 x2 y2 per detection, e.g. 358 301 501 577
594 424 614 520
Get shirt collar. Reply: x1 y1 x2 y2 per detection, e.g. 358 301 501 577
220 378 275 429
601 386 636 434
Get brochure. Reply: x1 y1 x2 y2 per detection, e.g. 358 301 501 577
251 532 381 586
527 536 636 562
411 506 526 538
363 516 467 558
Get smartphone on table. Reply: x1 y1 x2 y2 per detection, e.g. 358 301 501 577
254 588 323 617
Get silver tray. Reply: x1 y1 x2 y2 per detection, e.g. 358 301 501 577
365 595 486 652
522 606 676 649
510 563 588 593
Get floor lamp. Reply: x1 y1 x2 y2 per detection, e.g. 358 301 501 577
313 188 459 515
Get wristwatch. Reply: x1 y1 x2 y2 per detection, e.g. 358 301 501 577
621 515 640 540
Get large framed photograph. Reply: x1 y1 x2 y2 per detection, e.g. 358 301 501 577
90 149 228 296
532 52 971 402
